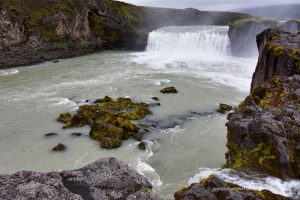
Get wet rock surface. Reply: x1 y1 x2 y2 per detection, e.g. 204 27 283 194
52 143 65 151
217 103 233 114
174 175 293 200
57 96 152 149
226 75 300 179
251 28 300 90
160 86 178 94
0 157 161 200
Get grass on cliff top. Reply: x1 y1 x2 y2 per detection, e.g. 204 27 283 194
231 18 278 26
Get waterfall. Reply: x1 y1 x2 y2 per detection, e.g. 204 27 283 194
146 26 231 57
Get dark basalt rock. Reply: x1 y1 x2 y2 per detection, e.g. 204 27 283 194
217 103 233 114
175 175 293 200
44 132 58 137
52 143 65 151
152 97 159 101
228 19 300 57
226 75 300 179
251 28 300 91
71 132 82 137
0 157 161 200
160 86 178 94
138 141 146 150
57 96 151 149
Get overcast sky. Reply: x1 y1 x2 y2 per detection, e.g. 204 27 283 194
119 0 300 11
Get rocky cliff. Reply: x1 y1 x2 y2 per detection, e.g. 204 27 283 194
0 0 250 69
0 157 161 200
226 29 300 179
228 19 300 57
251 28 300 90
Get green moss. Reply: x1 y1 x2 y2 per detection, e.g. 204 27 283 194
217 103 233 114
220 163 229 169
100 137 122 149
258 92 272 109
232 18 276 26
268 44 285 57
52 143 65 151
255 190 266 198
290 48 299 57
231 142 277 172
57 96 151 149
294 60 300 75
3 0 79 42
199 177 209 186
160 87 178 94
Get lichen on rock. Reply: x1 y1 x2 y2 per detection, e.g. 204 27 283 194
57 96 151 149
226 75 300 179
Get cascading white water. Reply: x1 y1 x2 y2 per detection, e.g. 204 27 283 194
146 26 231 57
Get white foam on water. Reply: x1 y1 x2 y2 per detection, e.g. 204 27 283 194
188 168 300 198
0 69 19 76
48 97 77 107
152 79 172 86
135 141 163 188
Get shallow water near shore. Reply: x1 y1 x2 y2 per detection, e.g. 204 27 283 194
1 26 299 199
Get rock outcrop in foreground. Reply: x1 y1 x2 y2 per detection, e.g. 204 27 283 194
174 175 292 200
0 157 161 200
0 0 250 68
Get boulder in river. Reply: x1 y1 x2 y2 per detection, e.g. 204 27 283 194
160 86 178 93
52 143 65 151
57 97 151 149
0 157 161 200
217 103 233 114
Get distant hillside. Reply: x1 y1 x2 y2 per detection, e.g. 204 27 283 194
235 4 300 20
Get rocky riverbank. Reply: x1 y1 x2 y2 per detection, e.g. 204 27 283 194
0 0 250 69
175 28 300 199
0 157 161 200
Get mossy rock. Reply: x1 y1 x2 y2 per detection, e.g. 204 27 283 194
138 141 146 150
94 96 113 104
57 96 151 149
52 143 65 151
160 86 178 94
152 97 159 101
217 103 233 114
100 137 122 149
